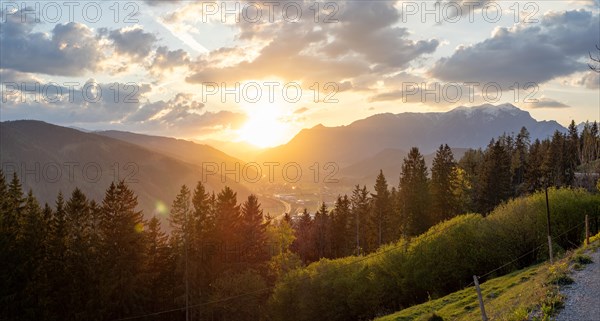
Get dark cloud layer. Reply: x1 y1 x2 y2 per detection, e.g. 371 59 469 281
430 10 599 86
525 98 570 109
108 28 158 59
0 9 104 76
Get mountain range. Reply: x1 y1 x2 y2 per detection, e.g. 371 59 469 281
1 104 569 215
257 103 566 168
0 121 285 221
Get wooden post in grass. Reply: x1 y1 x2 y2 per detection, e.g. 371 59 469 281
473 275 488 321
585 214 590 246
545 186 554 265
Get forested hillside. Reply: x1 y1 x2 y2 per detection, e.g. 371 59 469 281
1 121 599 321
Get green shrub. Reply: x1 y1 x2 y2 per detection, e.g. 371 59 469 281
572 254 593 265
427 313 444 321
268 188 600 321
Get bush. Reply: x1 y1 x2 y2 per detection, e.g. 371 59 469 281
572 254 593 265
427 313 444 321
268 188 600 321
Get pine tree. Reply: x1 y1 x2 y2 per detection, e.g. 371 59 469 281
567 120 580 166
430 144 458 223
350 185 371 254
330 195 351 258
292 208 314 263
214 186 241 270
457 148 484 212
525 139 543 191
64 188 93 320
239 194 269 267
0 173 25 320
99 181 147 319
169 185 192 311
189 181 215 318
46 192 69 321
313 202 331 259
477 140 512 214
144 216 174 314
192 181 213 240
398 147 430 236
512 127 530 195
19 190 45 320
371 171 391 247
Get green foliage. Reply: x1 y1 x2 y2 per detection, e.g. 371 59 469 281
239 194 269 267
477 139 512 214
427 313 444 321
431 144 459 223
398 147 430 236
546 262 573 286
268 188 600 321
210 269 268 321
571 254 593 265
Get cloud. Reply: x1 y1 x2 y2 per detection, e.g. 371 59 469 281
123 93 247 136
523 98 570 109
575 71 600 89
1 77 246 137
293 107 309 114
569 0 600 8
1 78 152 123
107 27 158 59
148 46 191 75
430 9 599 86
186 1 439 86
0 9 104 76
368 81 496 108
143 0 181 6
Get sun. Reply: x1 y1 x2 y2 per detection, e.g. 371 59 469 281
237 105 289 148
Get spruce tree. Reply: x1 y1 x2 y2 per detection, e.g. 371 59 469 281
512 127 530 195
1 173 25 320
430 144 458 223
350 185 371 254
371 170 391 247
239 194 269 267
292 208 314 263
99 181 147 319
144 216 174 314
64 188 92 320
398 147 430 236
313 202 331 259
477 140 512 214
214 186 241 270
330 195 351 257
169 185 192 311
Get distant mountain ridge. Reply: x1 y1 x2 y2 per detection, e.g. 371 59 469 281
0 120 253 218
340 147 470 184
258 103 566 167
97 130 246 170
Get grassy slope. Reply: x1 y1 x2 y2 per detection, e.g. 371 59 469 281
376 234 600 321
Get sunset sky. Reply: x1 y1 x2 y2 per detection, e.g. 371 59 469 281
1 0 599 147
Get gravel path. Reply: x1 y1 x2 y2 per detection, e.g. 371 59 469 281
556 246 600 321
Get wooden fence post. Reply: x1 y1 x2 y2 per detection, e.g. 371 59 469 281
585 214 590 246
473 275 488 321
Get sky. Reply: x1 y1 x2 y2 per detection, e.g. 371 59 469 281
1 0 599 147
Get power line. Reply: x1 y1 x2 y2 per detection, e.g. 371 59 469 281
113 220 589 321
112 235 414 321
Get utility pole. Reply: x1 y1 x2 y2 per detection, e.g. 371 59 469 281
185 205 190 321
545 185 554 265
356 208 360 256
